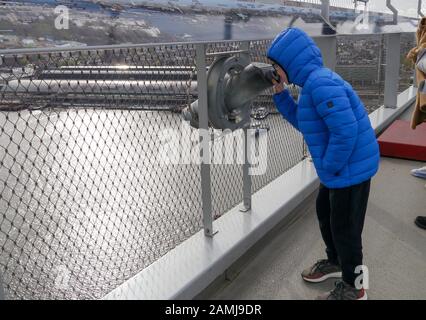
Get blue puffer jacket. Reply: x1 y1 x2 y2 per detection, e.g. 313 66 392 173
267 28 379 188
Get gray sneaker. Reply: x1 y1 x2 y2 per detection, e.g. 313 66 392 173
317 281 368 300
301 259 342 283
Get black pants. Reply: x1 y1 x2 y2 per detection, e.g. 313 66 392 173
316 179 371 286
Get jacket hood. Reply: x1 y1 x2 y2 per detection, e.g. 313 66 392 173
267 28 323 87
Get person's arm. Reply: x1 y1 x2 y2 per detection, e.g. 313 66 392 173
311 78 358 175
273 89 299 131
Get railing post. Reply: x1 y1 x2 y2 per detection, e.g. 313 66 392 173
321 0 330 22
377 34 385 105
240 126 252 213
386 0 399 25
239 41 252 213
196 43 217 237
318 1 336 71
384 33 401 109
315 36 337 71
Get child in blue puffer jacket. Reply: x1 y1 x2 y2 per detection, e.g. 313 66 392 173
268 28 380 300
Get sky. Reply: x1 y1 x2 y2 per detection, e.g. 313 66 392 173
335 0 423 17
371 0 421 17
282 1 424 17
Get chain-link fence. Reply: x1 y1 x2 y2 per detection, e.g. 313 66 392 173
0 44 207 299
336 33 416 113
0 40 307 299
336 34 386 113
0 31 415 299
400 32 417 93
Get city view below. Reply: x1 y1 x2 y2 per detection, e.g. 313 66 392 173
0 0 420 49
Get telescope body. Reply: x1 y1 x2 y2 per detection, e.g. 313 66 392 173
183 56 279 130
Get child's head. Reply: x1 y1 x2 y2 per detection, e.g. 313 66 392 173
267 28 323 87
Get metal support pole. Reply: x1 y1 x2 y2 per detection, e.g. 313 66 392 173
240 127 252 212
377 34 384 105
419 0 424 18
384 33 401 109
196 43 216 237
318 1 336 71
320 0 336 36
386 0 398 25
315 37 337 71
321 0 330 22
239 41 252 213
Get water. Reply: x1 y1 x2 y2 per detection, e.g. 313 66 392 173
1 0 330 50
1 0 416 50
0 108 204 299
0 105 303 299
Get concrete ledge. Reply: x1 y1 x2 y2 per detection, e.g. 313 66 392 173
103 86 417 300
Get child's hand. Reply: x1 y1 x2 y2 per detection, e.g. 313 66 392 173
272 78 285 94
271 63 288 94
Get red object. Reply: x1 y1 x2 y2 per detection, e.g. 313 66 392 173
378 120 426 161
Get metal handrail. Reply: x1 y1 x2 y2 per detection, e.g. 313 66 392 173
386 0 399 25
0 33 413 57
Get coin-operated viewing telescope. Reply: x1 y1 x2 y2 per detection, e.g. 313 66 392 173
183 55 280 130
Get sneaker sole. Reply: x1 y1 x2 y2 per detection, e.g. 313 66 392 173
415 219 426 230
357 291 368 300
302 271 342 283
411 172 426 179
